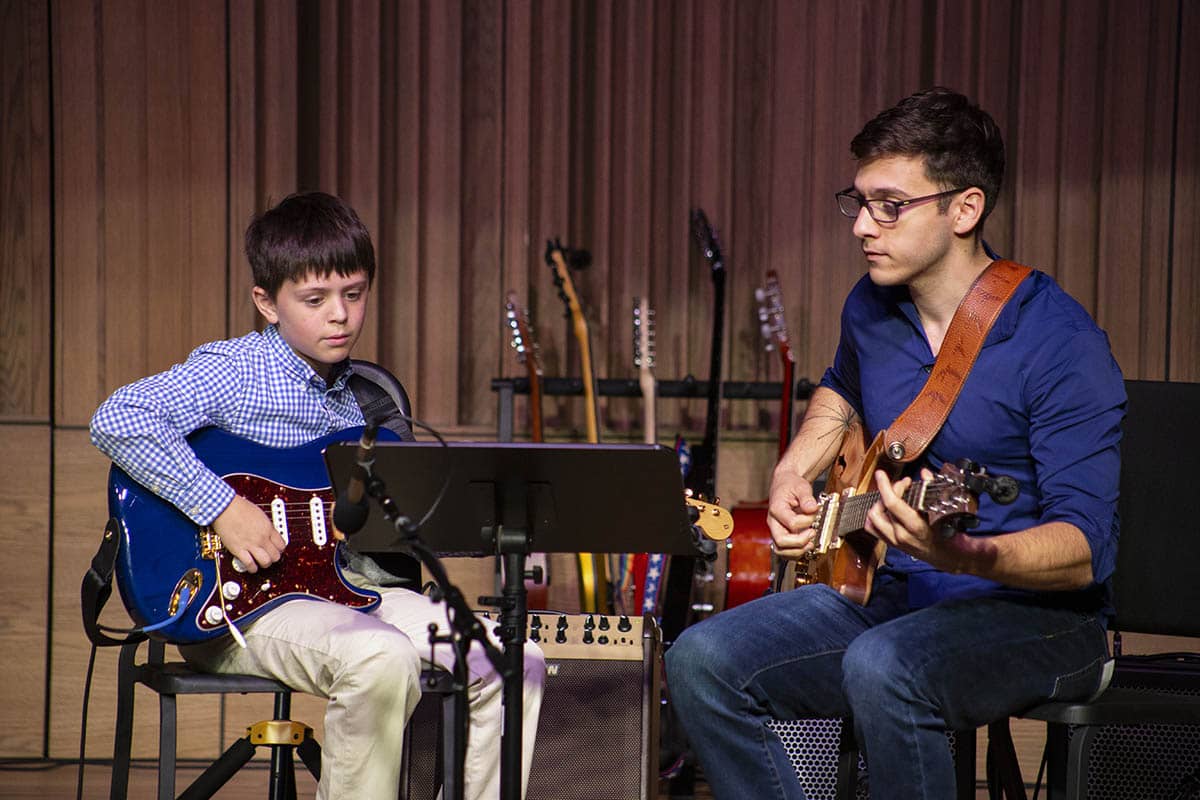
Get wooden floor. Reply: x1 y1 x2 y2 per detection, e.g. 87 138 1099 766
0 759 1007 798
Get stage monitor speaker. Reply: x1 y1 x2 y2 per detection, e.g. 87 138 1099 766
766 718 969 799
401 613 661 800
1068 658 1200 799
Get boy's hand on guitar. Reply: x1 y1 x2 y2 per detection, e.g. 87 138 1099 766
212 494 287 573
767 472 821 559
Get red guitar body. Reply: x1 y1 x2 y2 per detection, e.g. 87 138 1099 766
725 501 774 608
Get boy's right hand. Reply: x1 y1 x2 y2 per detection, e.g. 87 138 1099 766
211 495 286 573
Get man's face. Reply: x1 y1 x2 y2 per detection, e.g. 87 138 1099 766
252 269 370 380
848 155 961 288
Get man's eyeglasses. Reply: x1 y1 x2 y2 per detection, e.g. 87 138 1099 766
835 186 969 224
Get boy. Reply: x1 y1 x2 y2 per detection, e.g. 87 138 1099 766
91 191 545 799
664 89 1124 799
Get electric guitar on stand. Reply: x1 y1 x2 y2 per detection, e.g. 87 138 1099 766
504 291 551 610
725 270 795 608
628 297 670 616
659 209 727 646
545 239 610 614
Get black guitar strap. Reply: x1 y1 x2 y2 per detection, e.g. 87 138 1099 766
81 518 147 647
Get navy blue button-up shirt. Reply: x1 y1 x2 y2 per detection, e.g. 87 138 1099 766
821 269 1125 614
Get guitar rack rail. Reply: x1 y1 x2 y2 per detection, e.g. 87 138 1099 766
491 377 816 442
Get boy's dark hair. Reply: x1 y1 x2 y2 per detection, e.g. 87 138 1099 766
851 87 1005 225
245 191 376 298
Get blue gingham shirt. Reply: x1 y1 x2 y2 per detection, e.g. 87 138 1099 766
90 325 367 526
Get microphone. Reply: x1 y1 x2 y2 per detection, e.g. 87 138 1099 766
333 423 378 536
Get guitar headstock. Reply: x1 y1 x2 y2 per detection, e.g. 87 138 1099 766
633 296 655 373
754 270 793 364
504 290 542 378
917 462 985 536
685 494 733 541
690 208 726 278
544 239 592 320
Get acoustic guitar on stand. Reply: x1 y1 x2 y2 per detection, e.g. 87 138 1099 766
504 290 551 610
545 239 610 614
725 270 794 609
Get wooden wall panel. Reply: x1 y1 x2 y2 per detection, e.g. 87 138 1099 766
1171 0 1200 382
0 425 51 756
54 0 228 426
0 0 52 423
49 430 226 760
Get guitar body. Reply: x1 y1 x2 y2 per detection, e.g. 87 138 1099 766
777 425 892 605
110 427 388 644
724 501 774 608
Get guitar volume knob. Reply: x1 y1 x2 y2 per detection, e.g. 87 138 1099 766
221 581 242 600
204 605 224 625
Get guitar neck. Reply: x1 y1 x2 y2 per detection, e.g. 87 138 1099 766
640 369 656 445
778 357 795 461
831 482 925 539
575 316 600 443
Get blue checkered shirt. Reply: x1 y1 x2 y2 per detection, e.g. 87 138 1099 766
90 325 367 525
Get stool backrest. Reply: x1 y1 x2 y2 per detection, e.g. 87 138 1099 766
1110 379 1200 637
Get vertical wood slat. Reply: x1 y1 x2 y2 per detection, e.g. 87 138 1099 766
1172 0 1200 381
0 0 52 422
0 425 51 756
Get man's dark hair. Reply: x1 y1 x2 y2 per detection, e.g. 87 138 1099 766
851 87 1005 224
245 191 376 298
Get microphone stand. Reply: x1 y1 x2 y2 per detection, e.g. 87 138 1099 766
358 469 522 800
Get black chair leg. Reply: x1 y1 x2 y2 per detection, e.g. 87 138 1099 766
836 720 861 799
158 692 178 800
110 643 137 800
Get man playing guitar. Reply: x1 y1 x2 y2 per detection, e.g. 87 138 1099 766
665 89 1125 799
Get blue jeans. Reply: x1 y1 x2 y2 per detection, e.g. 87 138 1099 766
663 573 1109 800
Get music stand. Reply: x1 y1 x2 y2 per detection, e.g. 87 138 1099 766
324 441 703 800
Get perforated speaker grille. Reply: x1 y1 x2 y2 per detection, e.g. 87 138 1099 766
1078 664 1200 799
767 718 961 798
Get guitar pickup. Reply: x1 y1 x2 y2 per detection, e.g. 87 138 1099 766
310 495 328 546
270 497 289 544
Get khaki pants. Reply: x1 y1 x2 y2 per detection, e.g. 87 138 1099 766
181 572 545 800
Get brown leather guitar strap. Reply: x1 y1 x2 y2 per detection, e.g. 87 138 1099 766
881 259 1032 464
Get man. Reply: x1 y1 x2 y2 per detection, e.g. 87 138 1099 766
664 88 1124 799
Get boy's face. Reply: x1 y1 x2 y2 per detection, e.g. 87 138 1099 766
252 269 370 381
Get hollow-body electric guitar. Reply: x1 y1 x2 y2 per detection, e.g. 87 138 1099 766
108 426 397 644
776 423 1017 604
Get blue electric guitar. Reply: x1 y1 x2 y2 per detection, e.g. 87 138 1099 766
109 426 395 644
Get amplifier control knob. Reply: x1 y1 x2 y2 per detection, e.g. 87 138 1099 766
617 615 633 632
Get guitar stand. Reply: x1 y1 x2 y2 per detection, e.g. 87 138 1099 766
177 696 321 800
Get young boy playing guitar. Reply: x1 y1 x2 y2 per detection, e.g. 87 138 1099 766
664 89 1125 799
91 192 545 800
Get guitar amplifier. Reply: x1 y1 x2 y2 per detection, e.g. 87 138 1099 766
766 718 970 799
1065 657 1200 799
401 613 661 800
